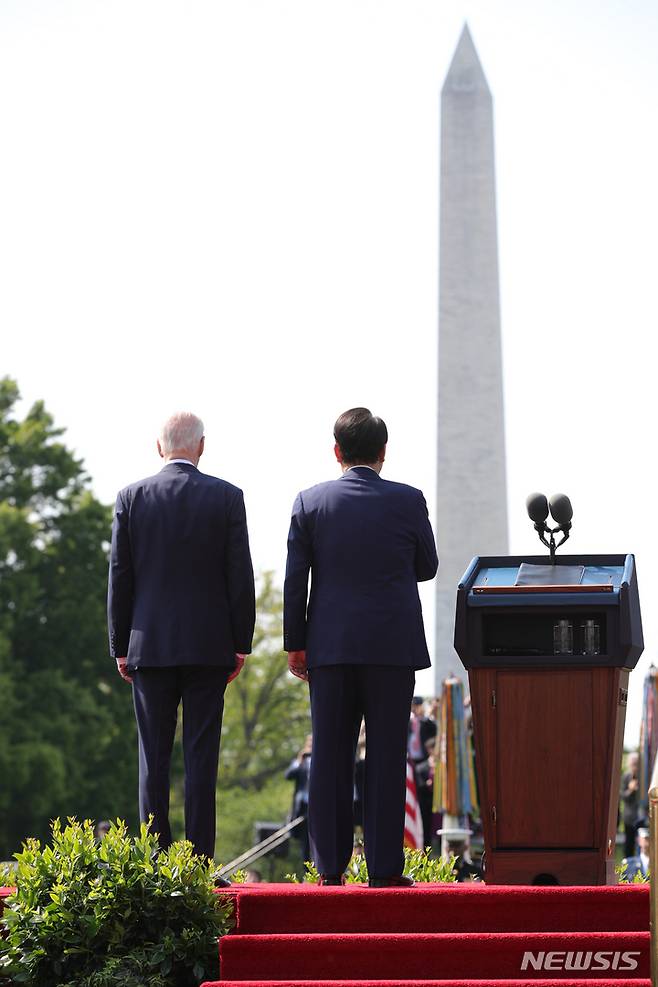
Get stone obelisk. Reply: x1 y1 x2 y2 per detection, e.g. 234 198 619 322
435 25 508 692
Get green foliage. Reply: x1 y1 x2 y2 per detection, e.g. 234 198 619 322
301 858 320 883
0 379 138 856
300 846 458 883
616 861 650 884
0 818 233 987
344 850 368 882
402 847 458 883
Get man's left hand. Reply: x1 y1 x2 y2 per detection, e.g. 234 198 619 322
116 657 133 684
288 650 308 681
228 654 245 683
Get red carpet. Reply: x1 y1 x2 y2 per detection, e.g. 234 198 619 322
225 884 649 935
213 983 650 987
218 931 649 980
201 883 650 986
5 881 653 985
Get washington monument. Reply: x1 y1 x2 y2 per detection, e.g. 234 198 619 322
435 25 508 691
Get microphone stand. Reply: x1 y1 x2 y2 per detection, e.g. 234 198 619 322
534 524 570 565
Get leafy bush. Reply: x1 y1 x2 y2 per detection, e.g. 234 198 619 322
0 819 233 987
296 846 458 883
616 861 650 884
400 847 459 883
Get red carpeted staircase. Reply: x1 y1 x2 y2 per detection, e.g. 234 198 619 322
201 883 651 987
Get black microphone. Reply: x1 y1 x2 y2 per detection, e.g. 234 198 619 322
549 493 573 531
526 492 549 530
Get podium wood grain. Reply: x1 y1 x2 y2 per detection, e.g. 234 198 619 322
469 666 629 885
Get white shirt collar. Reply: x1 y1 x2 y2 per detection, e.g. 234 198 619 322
166 458 195 467
343 465 379 475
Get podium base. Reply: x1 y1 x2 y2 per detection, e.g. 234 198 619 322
484 849 617 886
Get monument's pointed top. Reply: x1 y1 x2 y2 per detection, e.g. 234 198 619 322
442 23 490 95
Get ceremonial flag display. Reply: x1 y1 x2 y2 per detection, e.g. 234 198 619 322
433 676 478 817
404 758 424 849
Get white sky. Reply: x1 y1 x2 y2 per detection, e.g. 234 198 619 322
2 0 657 743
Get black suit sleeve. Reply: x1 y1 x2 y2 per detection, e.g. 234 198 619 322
414 491 439 582
225 489 256 654
107 490 134 658
283 492 312 651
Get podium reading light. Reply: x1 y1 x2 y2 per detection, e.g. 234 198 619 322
525 491 573 564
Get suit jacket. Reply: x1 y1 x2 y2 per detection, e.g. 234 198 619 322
107 462 255 667
283 466 438 669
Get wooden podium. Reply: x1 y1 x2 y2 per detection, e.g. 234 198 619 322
454 554 643 886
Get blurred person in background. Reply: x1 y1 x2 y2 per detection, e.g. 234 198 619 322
622 826 650 881
94 821 111 841
620 751 641 859
285 734 312 862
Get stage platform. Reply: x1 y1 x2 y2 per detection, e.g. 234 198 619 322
3 882 652 985
205 883 651 986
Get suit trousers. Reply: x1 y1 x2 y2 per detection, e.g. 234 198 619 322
131 664 231 859
307 664 415 879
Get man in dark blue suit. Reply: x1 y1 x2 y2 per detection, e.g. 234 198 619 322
284 407 438 886
108 412 255 866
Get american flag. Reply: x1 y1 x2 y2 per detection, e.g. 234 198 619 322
404 758 424 849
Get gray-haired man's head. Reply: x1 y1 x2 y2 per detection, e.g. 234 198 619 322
157 412 205 465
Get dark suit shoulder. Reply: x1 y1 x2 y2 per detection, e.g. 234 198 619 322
377 477 425 499
296 475 426 509
296 478 340 503
116 471 162 506
117 468 243 502
195 470 244 497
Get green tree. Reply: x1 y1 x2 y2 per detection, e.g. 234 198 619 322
0 378 137 857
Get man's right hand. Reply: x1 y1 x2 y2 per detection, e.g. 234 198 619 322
116 657 133 684
228 654 245 684
288 650 308 682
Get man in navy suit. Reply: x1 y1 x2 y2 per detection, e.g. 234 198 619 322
108 412 255 866
284 408 438 886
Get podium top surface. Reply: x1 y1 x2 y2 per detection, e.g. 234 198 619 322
455 554 643 668
461 554 634 609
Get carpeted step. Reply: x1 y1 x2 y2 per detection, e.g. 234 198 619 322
219 930 649 980
203 980 651 987
222 885 649 935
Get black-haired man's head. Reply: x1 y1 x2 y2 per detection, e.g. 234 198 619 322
333 407 388 469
